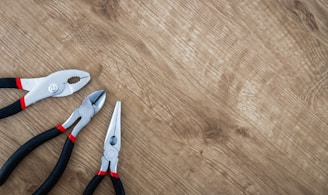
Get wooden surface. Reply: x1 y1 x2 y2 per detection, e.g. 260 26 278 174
0 0 328 194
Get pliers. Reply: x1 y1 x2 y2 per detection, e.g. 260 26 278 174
84 101 125 195
0 90 106 194
0 69 90 119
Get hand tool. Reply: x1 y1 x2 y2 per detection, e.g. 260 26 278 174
0 69 90 119
0 90 106 195
84 101 125 195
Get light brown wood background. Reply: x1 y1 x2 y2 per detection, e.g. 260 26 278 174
0 0 327 194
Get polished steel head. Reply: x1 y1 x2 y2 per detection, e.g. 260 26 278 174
62 90 106 136
24 69 91 106
104 101 121 152
99 101 122 173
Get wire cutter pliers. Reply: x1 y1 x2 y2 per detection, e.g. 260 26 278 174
84 101 125 195
0 90 106 194
0 69 90 119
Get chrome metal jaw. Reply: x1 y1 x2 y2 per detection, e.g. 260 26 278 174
61 90 106 137
23 69 90 107
99 101 122 173
99 152 119 173
104 101 121 152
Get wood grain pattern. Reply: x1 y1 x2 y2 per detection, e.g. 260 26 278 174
0 0 327 194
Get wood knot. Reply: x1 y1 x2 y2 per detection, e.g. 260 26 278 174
93 0 120 20
204 125 229 143
294 0 319 31
235 127 250 138
206 127 223 139
203 118 233 143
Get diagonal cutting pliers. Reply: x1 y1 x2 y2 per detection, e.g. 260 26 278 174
0 69 90 119
84 101 125 195
0 90 106 194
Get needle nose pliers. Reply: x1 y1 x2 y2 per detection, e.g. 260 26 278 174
0 90 106 194
0 69 90 119
84 101 125 195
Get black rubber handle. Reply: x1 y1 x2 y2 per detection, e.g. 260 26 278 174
111 175 125 195
0 78 18 88
0 99 23 119
33 138 75 195
0 127 62 186
0 78 24 119
83 175 105 195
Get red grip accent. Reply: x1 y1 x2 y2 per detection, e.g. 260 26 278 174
16 78 23 90
110 172 119 178
97 170 107 176
68 133 76 143
20 97 26 110
56 125 67 133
